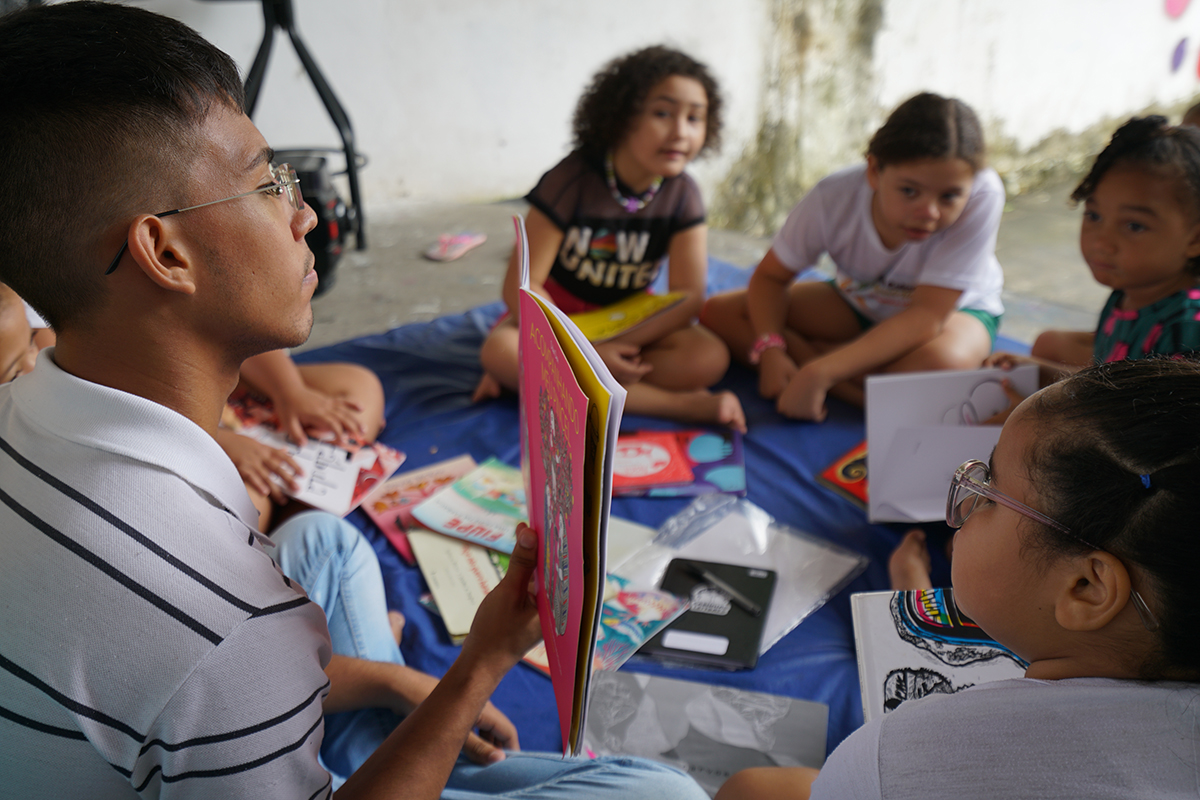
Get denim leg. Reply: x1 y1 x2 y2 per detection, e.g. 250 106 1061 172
443 753 708 800
271 511 405 785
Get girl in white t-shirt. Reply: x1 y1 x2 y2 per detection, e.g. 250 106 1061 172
702 93 1004 421
716 357 1200 799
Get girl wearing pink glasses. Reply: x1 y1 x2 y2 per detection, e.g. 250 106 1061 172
717 357 1200 799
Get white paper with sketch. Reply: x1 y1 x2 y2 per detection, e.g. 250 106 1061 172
865 365 1038 523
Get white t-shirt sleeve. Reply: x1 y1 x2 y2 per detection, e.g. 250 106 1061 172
771 181 831 274
911 168 1004 293
808 716 884 800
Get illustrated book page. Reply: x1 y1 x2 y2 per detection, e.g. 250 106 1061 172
851 588 1027 723
360 454 478 564
409 457 527 554
614 429 746 497
408 528 505 643
224 389 405 516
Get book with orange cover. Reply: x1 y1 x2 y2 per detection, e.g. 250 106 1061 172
819 440 868 508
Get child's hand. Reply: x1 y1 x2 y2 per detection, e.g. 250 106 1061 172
983 351 1032 370
776 363 832 422
757 348 797 400
274 385 366 447
981 377 1026 426
595 342 654 385
215 428 301 503
464 701 521 764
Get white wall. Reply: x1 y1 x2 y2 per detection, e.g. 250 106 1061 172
874 0 1200 149
145 0 769 215
134 0 1200 211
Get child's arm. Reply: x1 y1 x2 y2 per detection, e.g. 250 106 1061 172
239 350 365 446
605 223 708 347
746 249 802 399
778 284 961 420
590 224 710 385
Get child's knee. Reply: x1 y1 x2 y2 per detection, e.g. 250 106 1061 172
699 290 747 335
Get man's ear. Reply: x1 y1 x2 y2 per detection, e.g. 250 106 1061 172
1054 552 1132 632
124 215 198 295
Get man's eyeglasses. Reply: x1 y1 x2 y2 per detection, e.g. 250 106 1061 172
946 459 1160 632
104 163 303 275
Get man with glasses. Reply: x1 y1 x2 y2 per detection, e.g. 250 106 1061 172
0 3 703 799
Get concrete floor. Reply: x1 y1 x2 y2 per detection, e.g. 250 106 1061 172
300 182 1106 353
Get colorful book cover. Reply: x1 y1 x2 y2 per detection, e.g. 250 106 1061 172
523 575 689 675
517 214 625 756
410 458 527 554
360 454 477 564
850 588 1027 723
611 431 694 491
224 389 406 516
568 291 687 343
407 528 506 643
818 440 868 508
613 429 746 497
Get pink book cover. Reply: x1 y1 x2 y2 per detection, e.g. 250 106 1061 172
520 286 589 756
360 454 477 564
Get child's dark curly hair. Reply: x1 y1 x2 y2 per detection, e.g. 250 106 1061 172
1072 116 1200 275
572 45 722 160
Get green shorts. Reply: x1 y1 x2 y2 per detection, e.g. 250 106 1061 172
826 279 1001 347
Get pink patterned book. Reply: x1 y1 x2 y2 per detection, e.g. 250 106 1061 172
516 215 625 756
359 454 477 564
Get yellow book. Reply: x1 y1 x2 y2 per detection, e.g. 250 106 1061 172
568 291 687 343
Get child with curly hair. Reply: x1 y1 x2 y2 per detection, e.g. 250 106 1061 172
991 116 1200 385
476 45 745 431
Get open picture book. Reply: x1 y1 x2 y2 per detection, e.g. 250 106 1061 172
515 214 627 756
851 588 1027 723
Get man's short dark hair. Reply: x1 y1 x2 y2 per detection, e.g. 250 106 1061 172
0 1 246 329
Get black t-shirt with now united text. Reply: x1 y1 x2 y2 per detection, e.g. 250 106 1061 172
525 150 705 308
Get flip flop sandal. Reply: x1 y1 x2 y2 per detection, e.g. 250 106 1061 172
423 232 487 262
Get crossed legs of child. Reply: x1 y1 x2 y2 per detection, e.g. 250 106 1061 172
702 281 992 407
478 316 745 431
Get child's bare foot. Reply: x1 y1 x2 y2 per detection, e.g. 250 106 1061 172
671 389 747 432
388 609 406 646
714 390 748 433
471 372 502 403
888 528 933 591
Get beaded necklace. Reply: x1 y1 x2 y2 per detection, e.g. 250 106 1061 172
605 151 663 213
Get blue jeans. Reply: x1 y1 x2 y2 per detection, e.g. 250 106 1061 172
272 512 706 800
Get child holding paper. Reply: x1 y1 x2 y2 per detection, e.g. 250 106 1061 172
476 46 745 432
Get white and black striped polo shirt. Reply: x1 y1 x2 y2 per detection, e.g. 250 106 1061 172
0 350 334 799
